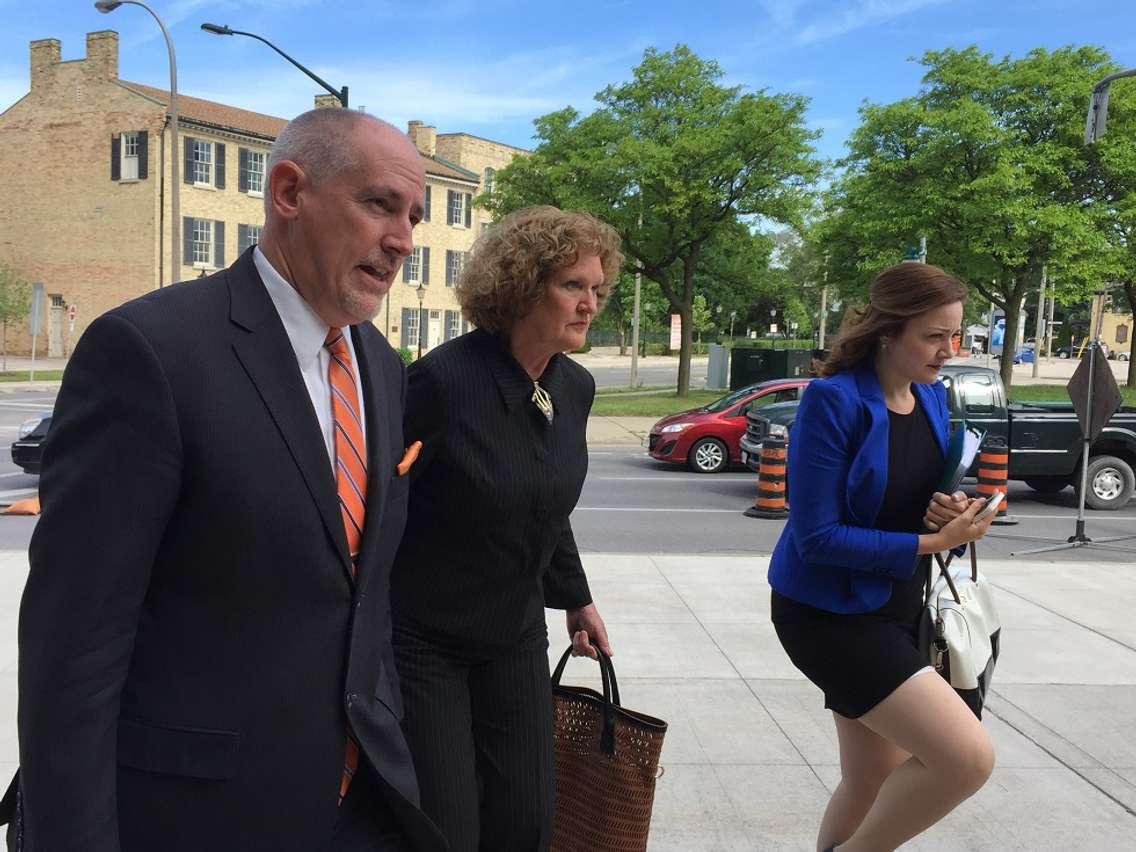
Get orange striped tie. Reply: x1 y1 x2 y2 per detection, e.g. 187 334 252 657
325 327 367 803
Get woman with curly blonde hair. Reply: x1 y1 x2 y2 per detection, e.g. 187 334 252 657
390 205 622 851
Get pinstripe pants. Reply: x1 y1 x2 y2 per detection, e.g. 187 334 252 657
392 625 554 852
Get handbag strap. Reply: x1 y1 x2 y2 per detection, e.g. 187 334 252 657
551 646 621 755
926 542 977 607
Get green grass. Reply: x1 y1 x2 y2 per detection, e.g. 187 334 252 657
1009 383 1136 407
591 390 723 417
593 384 673 396
0 370 65 382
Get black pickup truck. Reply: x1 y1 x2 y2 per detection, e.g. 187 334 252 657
738 364 1136 510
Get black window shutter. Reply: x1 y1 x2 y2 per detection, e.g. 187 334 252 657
238 224 249 254
183 137 193 184
445 250 453 286
400 308 411 349
137 131 148 179
447 190 456 225
238 148 249 193
464 193 472 228
214 220 225 267
183 217 194 265
424 185 431 222
111 134 120 181
214 143 226 189
421 247 430 285
420 308 429 347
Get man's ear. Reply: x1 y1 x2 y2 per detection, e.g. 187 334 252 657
267 160 305 221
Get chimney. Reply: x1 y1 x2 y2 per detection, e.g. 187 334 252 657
29 38 61 91
85 30 118 80
407 120 436 157
313 93 341 109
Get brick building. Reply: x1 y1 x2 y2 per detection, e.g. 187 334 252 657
0 30 525 358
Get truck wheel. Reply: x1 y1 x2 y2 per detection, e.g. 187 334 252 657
1025 476 1068 494
689 437 728 474
1078 455 1135 511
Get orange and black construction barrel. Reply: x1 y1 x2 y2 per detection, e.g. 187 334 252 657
976 439 1016 525
744 436 789 519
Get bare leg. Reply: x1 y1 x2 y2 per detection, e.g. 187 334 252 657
816 712 909 851
835 672 994 852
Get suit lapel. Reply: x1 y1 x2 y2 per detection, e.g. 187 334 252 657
351 325 392 595
227 251 353 580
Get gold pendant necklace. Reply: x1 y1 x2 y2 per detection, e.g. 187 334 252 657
532 381 554 424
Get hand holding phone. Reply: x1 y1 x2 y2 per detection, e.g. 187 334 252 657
975 491 1004 521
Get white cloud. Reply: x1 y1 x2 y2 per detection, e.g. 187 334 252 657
796 0 954 45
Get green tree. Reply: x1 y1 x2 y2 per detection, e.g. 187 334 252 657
487 45 821 394
0 263 31 372
828 46 1119 388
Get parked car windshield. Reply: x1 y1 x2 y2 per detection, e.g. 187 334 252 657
703 385 762 413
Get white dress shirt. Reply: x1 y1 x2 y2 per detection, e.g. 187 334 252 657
254 247 367 470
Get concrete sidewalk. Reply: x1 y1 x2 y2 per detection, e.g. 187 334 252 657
547 554 1136 850
0 552 1132 849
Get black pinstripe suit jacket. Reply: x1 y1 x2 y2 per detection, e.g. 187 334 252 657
391 329 593 652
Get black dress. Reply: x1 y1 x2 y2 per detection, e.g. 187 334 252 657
771 400 942 718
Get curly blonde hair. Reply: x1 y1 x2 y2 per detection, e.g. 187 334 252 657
456 206 623 333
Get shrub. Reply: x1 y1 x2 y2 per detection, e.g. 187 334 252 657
397 347 414 365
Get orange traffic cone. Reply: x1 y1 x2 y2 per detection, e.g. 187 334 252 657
976 440 1016 525
744 436 788 519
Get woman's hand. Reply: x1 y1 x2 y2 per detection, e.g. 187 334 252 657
923 490 970 531
566 603 613 659
938 497 996 548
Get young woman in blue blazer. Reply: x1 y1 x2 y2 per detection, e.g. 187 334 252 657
768 263 996 852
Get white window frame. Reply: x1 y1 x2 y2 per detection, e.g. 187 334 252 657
405 310 421 347
405 246 423 284
446 311 461 339
191 218 214 267
483 167 495 194
448 192 466 227
240 224 262 253
192 139 214 186
446 250 465 287
121 132 140 181
246 150 266 196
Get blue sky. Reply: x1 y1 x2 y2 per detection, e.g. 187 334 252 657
2 0 1133 162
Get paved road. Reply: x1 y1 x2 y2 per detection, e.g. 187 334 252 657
0 390 56 548
573 446 1136 561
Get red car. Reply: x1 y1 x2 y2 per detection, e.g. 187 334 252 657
648 379 811 473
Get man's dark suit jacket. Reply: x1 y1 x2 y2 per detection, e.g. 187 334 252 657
5 249 443 851
391 329 593 651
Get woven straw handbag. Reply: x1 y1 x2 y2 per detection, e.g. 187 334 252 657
550 647 667 852
919 542 1002 719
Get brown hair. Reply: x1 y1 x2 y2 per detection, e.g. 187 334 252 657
456 206 623 333
818 263 967 377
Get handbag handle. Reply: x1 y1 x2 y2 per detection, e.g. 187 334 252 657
926 541 979 606
551 646 621 755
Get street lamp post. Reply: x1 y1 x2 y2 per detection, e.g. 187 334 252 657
1085 68 1136 144
96 0 179 286
415 282 427 360
200 23 348 108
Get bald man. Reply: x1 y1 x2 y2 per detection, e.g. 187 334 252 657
4 110 445 852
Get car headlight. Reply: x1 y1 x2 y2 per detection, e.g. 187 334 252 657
767 423 789 439
660 422 691 434
18 417 44 440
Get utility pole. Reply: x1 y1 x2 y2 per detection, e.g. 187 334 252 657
629 210 643 388
918 235 927 264
1032 265 1046 378
1046 286 1056 358
818 254 830 350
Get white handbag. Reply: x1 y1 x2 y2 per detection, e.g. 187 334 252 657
919 543 1001 718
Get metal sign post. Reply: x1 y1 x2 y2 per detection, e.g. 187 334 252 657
28 282 44 382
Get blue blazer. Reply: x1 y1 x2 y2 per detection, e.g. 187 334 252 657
767 361 950 614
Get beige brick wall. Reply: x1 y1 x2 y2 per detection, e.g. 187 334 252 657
0 32 163 357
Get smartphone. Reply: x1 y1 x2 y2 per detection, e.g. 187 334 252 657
975 491 1005 521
